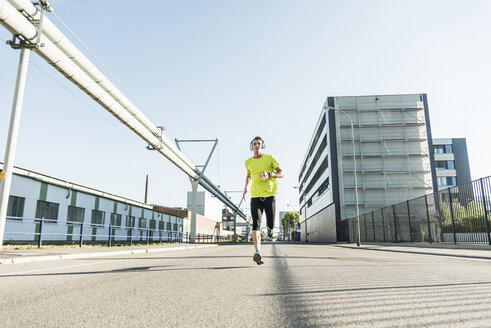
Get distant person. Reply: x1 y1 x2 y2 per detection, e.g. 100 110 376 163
243 136 284 265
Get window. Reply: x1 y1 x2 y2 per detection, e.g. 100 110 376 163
158 221 165 230
167 222 172 231
300 116 327 180
438 177 457 186
434 145 453 154
91 210 105 226
435 161 455 170
138 217 147 228
7 196 25 218
150 219 156 230
435 161 445 169
126 215 135 227
300 156 329 201
110 213 122 226
173 223 178 231
35 200 59 221
67 206 85 222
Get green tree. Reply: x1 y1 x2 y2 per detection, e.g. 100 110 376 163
282 211 300 239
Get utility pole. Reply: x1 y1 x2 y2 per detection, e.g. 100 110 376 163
0 1 52 250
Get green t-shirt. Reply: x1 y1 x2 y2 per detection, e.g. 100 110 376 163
245 154 280 198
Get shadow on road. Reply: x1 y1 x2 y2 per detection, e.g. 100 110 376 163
259 280 491 296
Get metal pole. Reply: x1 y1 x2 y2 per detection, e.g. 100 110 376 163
448 188 457 244
38 217 44 248
364 214 368 243
190 179 199 243
425 195 432 244
407 200 413 243
381 207 386 243
336 109 360 246
144 175 149 203
108 224 112 247
372 211 376 242
392 205 398 243
79 221 84 247
0 47 31 250
479 178 491 245
349 113 361 247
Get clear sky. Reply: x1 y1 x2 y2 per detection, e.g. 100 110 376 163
1 0 490 223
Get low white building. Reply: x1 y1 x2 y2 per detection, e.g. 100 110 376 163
1 164 185 243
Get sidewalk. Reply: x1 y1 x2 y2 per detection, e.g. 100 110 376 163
337 242 491 260
0 243 218 265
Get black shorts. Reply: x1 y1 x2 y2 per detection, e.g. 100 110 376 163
251 196 276 231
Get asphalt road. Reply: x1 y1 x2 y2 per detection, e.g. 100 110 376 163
1 243 491 327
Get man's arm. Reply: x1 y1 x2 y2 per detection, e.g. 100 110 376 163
271 167 284 179
261 167 284 180
243 173 251 200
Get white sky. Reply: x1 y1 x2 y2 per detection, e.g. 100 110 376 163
1 0 490 223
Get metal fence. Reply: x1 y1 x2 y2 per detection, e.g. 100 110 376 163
4 216 231 247
345 176 491 245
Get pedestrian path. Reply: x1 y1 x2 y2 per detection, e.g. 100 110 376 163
0 243 217 264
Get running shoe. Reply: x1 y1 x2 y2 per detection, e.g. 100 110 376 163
267 228 273 239
253 251 264 265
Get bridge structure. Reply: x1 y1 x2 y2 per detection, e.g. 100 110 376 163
0 0 247 248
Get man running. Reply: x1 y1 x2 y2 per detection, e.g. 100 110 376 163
243 136 284 265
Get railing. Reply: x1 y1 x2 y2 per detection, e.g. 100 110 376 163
3 217 230 247
344 176 491 245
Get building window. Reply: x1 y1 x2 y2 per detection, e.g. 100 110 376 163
138 217 147 228
435 160 455 170
35 200 59 221
150 219 156 230
7 196 25 218
434 145 453 154
437 177 457 186
301 136 328 188
91 210 105 226
159 221 165 230
167 222 172 231
173 223 178 231
110 213 122 226
300 156 329 202
67 206 85 223
126 215 135 228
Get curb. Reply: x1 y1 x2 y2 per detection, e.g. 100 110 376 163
0 244 218 265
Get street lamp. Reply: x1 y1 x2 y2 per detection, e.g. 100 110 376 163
324 106 361 246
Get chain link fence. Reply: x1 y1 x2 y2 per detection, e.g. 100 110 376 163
345 176 491 244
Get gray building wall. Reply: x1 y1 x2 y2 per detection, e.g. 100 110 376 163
299 94 437 243
433 138 472 190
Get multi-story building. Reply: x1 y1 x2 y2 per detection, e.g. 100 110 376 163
186 190 223 221
433 138 472 190
298 94 438 242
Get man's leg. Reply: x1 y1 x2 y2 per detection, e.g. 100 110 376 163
251 198 264 265
252 230 261 252
264 196 276 239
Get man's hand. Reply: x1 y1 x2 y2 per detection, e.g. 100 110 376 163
243 189 247 201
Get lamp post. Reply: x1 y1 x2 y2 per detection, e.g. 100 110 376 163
324 106 361 246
